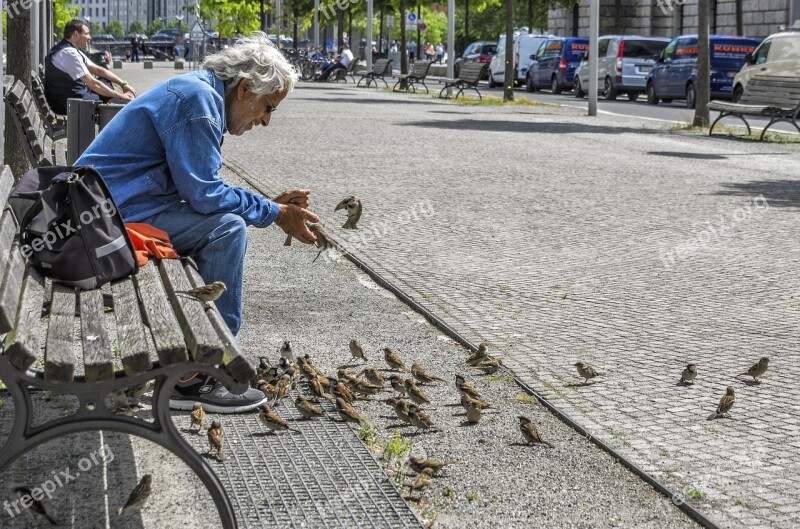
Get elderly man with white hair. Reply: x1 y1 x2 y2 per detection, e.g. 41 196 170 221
77 33 319 413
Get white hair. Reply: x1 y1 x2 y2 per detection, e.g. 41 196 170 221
202 32 298 95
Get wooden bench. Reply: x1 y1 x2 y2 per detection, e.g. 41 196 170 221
356 58 393 88
3 77 67 167
438 62 489 100
0 164 256 528
29 70 67 140
708 74 800 141
331 58 362 83
392 60 433 94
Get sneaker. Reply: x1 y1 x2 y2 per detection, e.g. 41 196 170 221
169 374 268 414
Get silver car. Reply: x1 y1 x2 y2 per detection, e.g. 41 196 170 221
574 35 670 100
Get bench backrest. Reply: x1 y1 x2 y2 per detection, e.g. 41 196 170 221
30 70 67 131
411 60 432 78
372 58 392 75
741 75 800 109
4 78 58 167
347 59 361 73
458 62 488 83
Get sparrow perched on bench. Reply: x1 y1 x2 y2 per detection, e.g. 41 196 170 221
334 196 362 229
176 281 226 309
739 357 769 384
14 486 57 525
117 474 152 516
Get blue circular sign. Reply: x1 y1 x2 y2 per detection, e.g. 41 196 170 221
407 13 417 22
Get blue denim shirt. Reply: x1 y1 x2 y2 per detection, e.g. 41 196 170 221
76 70 280 227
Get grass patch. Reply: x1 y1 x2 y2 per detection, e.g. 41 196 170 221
485 374 515 383
468 490 479 502
669 121 800 143
357 419 378 445
734 498 750 508
685 489 707 500
0 379 5 391
443 486 456 498
451 94 552 107
659 448 669 458
513 394 538 405
420 293 433 300
383 430 413 487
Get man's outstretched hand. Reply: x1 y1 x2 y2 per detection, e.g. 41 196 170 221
272 189 311 210
275 203 319 244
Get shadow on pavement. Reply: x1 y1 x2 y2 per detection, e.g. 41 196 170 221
297 96 437 105
715 180 800 208
648 151 728 160
400 119 663 134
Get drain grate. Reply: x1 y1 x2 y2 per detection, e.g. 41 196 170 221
185 390 422 529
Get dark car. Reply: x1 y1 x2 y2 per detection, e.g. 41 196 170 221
454 41 497 78
528 37 589 93
645 34 761 108
86 48 111 69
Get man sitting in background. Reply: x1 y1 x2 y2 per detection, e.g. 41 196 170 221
315 44 354 81
45 19 136 115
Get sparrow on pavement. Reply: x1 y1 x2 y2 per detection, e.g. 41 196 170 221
308 375 328 402
387 397 413 424
389 375 408 395
175 281 226 309
474 358 503 375
294 395 324 419
518 416 554 448
384 347 410 372
460 394 492 410
259 404 301 433
124 382 150 407
335 397 363 425
349 339 367 362
117 474 153 516
332 380 356 404
575 361 603 384
464 399 482 423
408 456 453 475
207 419 226 460
707 386 736 420
408 409 436 432
334 196 362 229
455 374 482 400
739 357 769 384
406 467 433 490
189 402 207 432
680 363 698 385
280 340 294 362
465 342 489 366
404 378 434 408
13 486 57 525
361 368 386 387
411 362 445 384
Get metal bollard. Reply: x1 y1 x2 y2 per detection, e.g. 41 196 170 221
66 98 97 165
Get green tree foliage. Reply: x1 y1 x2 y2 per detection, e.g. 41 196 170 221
146 19 164 36
90 22 104 35
106 20 125 39
129 20 146 35
200 0 261 38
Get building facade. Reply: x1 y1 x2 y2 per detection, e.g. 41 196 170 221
70 0 194 31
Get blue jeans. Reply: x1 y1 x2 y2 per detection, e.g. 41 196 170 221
141 202 247 336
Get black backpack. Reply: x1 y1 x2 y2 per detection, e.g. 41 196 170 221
9 166 138 289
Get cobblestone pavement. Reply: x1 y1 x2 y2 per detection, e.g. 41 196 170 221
223 82 800 528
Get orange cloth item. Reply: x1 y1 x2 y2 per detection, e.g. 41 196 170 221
125 223 178 266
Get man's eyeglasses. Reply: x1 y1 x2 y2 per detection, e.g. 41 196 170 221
264 94 277 114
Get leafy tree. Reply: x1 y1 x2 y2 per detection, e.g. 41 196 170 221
54 0 81 36
200 0 261 38
106 20 125 39
90 22 104 35
146 19 164 35
129 20 146 35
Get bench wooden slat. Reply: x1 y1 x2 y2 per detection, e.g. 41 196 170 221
0 210 18 334
40 134 54 166
80 288 113 382
158 259 224 365
183 262 255 385
44 283 78 382
6 80 25 107
0 167 16 215
3 268 45 372
54 142 67 166
134 260 189 365
0 244 25 336
111 276 153 376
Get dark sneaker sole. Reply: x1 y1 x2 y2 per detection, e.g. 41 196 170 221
169 395 269 414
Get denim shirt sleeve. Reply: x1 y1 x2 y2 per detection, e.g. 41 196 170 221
160 99 280 228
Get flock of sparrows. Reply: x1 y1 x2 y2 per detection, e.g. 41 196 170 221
571 356 771 421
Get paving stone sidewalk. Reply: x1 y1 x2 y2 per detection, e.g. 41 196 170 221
223 82 800 528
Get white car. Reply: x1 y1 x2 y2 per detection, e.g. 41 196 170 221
732 29 800 102
488 30 555 87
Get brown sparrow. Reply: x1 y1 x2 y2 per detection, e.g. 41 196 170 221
464 400 482 423
332 380 356 404
280 340 294 361
259 404 300 433
408 456 453 474
349 339 367 362
465 342 489 366
707 386 736 420
335 397 363 425
387 397 412 424
308 375 328 401
334 196 362 229
384 347 410 372
680 363 698 385
360 368 385 387
411 362 445 384
189 402 207 432
460 394 492 410
739 357 769 383
404 378 434 408
176 281 226 309
408 409 436 432
309 222 335 262
389 375 408 395
111 389 130 413
125 382 150 407
474 358 503 375
117 474 153 516
406 467 433 490
207 419 225 460
294 395 324 419
349 379 384 397
575 361 603 384
13 486 57 525
455 374 482 400
518 416 554 448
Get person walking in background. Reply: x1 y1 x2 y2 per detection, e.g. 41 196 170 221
426 43 434 61
435 42 444 64
130 34 139 62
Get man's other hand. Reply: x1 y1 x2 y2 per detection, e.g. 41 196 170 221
272 189 311 210
275 203 319 244
122 84 138 97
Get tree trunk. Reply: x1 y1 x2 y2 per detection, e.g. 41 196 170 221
417 4 421 62
465 0 469 46
379 2 384 56
260 0 266 31
293 14 298 50
735 0 742 35
527 0 533 32
503 0 514 101
400 0 408 75
693 0 710 127
349 9 353 47
614 0 621 33
338 9 344 50
4 5 33 178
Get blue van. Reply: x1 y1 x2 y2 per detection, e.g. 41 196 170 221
528 37 589 94
645 35 761 108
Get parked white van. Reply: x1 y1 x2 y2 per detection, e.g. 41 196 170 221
732 29 800 102
488 29 554 87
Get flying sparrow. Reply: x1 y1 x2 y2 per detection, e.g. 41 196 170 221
408 456 453 474
575 361 603 384
680 363 698 385
335 397 363 425
207 419 225 460
389 375 408 395
455 374 482 400
707 386 736 420
280 340 294 361
464 400 482 423
406 467 433 490
361 368 385 387
739 357 769 384
334 195 362 229
518 416 554 448
384 347 410 372
190 402 207 432
466 342 489 366
404 378 434 408
13 486 57 525
175 281 227 309
117 474 153 516
295 395 324 419
349 339 367 362
474 358 503 375
259 404 300 433
309 222 335 262
411 362 445 384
